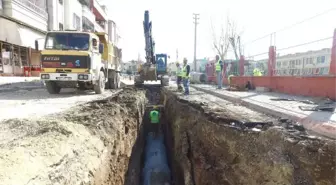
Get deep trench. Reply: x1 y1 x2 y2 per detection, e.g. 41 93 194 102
123 85 183 185
120 86 335 185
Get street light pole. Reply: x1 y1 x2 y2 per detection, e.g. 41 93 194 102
193 13 199 72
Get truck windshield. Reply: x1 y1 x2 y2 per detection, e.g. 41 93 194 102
44 33 90 51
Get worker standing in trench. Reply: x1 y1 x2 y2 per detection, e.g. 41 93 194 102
181 58 190 95
149 106 160 137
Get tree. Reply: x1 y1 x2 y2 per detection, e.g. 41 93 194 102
211 16 243 60
211 17 230 60
228 21 244 60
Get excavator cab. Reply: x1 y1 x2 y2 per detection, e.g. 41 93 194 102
155 54 168 75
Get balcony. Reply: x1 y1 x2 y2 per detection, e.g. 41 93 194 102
92 0 107 21
2 0 48 31
78 0 90 7
94 21 105 33
82 4 95 23
82 17 94 32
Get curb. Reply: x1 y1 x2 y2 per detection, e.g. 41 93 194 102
191 85 336 139
0 86 44 93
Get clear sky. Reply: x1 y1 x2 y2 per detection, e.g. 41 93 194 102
101 0 336 62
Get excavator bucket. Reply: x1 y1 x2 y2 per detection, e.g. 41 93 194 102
141 64 157 81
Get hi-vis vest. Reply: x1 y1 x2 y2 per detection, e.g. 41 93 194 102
228 74 234 84
215 60 222 71
253 68 262 76
181 65 190 78
150 110 159 124
176 66 182 77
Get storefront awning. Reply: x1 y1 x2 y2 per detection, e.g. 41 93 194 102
0 17 45 49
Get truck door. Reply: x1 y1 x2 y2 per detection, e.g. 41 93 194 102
91 38 101 71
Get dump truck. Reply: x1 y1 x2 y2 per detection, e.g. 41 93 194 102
35 30 122 94
134 10 169 86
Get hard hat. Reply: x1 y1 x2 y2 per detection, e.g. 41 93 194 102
153 105 158 109
183 58 187 62
176 61 180 64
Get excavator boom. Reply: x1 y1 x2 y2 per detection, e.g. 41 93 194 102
134 10 169 86
144 10 155 64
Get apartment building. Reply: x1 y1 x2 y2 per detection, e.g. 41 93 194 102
0 0 120 76
46 0 119 45
0 0 48 75
244 48 332 76
274 48 331 76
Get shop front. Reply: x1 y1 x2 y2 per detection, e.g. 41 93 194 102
0 17 45 76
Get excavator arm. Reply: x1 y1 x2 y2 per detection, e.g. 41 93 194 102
134 10 169 86
144 10 155 65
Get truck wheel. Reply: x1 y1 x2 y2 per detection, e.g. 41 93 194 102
94 71 105 94
46 81 61 94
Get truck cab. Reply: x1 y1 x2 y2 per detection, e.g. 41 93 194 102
37 31 121 94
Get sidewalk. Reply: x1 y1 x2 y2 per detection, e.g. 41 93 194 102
0 77 43 92
191 84 336 139
0 76 40 85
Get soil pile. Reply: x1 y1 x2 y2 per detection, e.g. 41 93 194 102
0 88 146 185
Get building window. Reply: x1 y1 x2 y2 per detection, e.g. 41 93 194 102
317 56 321 64
321 56 325 63
59 23 63 30
73 13 81 30
59 0 63 5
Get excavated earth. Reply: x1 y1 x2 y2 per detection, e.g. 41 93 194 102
0 87 146 185
0 85 335 185
162 86 336 185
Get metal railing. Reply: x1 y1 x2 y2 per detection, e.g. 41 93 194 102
13 0 48 18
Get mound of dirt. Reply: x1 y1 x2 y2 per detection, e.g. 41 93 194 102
163 88 336 185
0 88 146 185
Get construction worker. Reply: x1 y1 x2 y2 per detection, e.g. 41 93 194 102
181 58 190 95
253 68 262 76
176 62 183 92
215 55 224 89
149 106 160 136
228 74 234 86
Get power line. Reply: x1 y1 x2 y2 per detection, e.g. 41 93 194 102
277 36 333 51
244 8 336 46
246 36 332 59
247 52 269 59
193 13 199 71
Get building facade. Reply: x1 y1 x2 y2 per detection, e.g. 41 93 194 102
0 0 47 75
245 48 332 76
0 0 120 76
274 48 331 76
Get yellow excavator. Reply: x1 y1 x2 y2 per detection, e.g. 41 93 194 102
134 10 169 86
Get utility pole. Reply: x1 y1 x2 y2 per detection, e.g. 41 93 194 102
193 13 199 72
176 49 178 62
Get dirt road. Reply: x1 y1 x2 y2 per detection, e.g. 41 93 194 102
0 87 120 121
